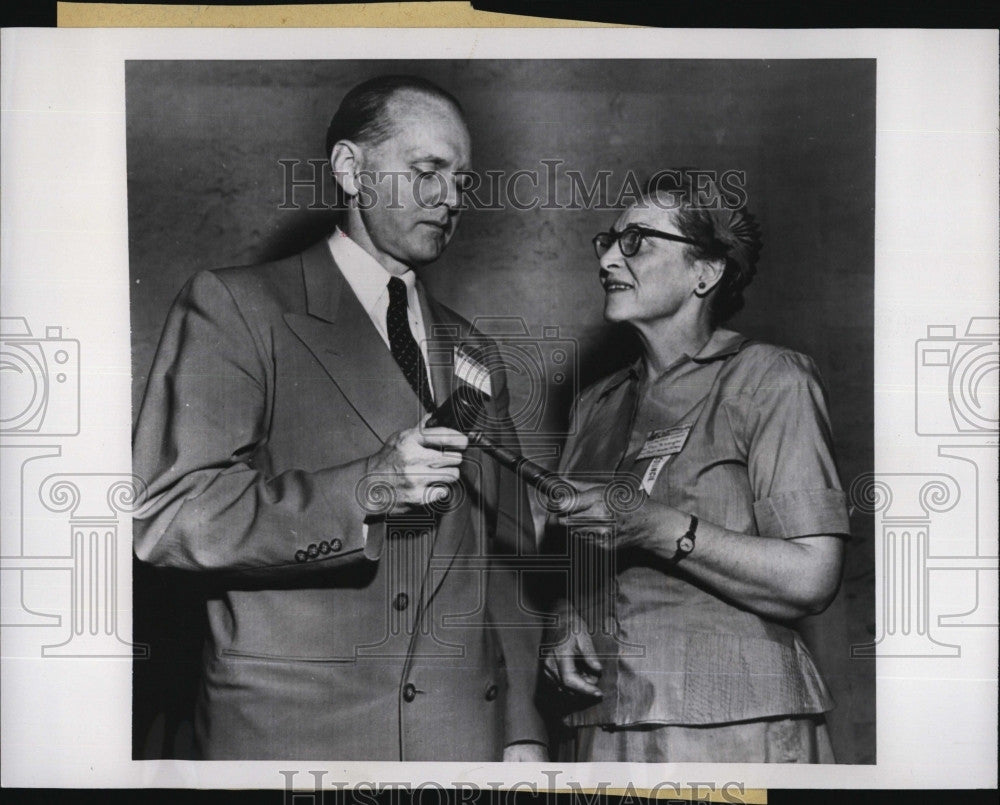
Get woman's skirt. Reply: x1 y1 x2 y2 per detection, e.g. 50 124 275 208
559 714 836 763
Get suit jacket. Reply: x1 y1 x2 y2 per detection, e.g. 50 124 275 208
132 241 546 760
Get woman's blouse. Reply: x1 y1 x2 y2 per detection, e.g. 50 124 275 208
554 329 851 727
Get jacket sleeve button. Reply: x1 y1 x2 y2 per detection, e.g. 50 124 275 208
318 540 331 554
294 549 308 563
307 543 320 558
485 684 498 701
330 538 343 552
402 683 417 702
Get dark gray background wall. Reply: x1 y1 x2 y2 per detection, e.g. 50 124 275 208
128 59 875 763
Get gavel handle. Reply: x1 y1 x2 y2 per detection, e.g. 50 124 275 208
468 431 569 498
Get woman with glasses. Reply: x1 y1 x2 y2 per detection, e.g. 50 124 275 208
542 170 849 763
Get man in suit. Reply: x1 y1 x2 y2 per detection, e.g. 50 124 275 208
132 75 548 761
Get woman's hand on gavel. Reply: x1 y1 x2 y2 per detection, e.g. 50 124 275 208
554 481 688 556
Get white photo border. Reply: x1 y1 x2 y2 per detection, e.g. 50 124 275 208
0 26 997 790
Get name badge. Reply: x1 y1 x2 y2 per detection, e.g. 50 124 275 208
636 425 691 494
454 347 492 397
636 425 692 461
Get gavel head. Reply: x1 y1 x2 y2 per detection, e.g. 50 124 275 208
426 385 488 433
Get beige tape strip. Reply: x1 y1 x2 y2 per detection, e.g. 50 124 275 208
57 1 627 27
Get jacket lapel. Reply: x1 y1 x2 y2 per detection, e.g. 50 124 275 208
283 242 426 442
284 244 477 635
414 295 479 609
419 288 458 411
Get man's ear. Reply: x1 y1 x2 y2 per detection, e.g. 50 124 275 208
330 139 363 198
695 258 726 297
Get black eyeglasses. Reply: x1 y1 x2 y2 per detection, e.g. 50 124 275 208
592 225 700 259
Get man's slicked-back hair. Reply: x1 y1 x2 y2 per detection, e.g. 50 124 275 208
324 74 465 159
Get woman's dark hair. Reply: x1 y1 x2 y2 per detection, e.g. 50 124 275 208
643 169 763 326
324 74 465 159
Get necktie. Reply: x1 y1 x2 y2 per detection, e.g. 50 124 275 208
386 276 435 413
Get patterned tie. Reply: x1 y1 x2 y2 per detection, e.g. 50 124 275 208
386 276 435 413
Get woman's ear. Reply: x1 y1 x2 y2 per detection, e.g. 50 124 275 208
694 258 726 298
330 139 362 199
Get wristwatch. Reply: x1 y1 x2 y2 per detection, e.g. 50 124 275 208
672 514 698 563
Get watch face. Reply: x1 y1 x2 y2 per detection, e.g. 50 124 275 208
678 535 694 554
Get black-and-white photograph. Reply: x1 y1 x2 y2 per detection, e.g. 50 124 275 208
127 58 875 764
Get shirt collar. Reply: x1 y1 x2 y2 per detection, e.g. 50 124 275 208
598 328 750 399
691 328 749 363
327 227 416 315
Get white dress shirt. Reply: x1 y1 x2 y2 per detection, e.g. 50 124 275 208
327 228 435 399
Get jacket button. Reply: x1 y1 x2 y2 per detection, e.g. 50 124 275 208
393 592 409 611
307 543 319 559
330 538 343 552
318 540 331 554
402 683 417 702
294 549 308 563
485 684 498 701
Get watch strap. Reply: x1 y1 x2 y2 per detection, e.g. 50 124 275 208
672 514 698 563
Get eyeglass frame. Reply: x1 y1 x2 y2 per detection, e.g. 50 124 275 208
592 224 701 260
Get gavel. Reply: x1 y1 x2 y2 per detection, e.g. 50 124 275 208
426 385 572 500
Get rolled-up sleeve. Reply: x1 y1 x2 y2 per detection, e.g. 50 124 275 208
746 351 850 539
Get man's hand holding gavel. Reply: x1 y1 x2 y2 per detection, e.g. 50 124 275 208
361 386 579 519
426 385 577 502
364 414 469 515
